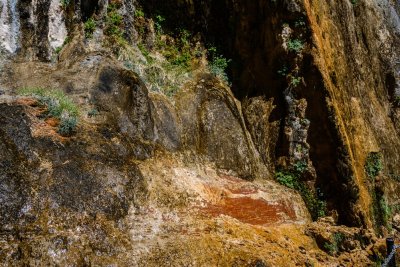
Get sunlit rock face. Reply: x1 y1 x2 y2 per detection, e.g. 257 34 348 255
0 0 20 53
0 0 67 58
47 0 67 49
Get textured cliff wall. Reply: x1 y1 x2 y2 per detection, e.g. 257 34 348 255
0 0 399 265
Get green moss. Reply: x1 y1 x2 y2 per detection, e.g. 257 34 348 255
138 43 154 63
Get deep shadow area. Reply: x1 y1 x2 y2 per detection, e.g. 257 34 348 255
81 0 98 21
300 56 360 226
138 0 360 225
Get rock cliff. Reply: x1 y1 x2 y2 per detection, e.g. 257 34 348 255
0 0 399 265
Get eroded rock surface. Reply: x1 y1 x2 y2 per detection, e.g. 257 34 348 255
0 0 399 266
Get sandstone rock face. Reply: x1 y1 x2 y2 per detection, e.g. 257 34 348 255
0 0 399 265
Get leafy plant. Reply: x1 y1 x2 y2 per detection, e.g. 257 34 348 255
379 197 391 228
364 152 383 180
155 15 165 33
275 169 326 219
138 43 154 63
294 160 307 173
88 108 99 117
61 0 70 8
290 76 302 87
277 65 289 77
18 87 79 136
135 8 145 18
324 232 345 255
294 19 306 28
59 115 78 136
287 39 304 53
276 171 298 189
54 36 71 54
208 46 231 83
84 18 96 38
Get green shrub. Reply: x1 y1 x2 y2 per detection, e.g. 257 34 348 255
208 46 231 82
210 56 230 80
155 15 165 33
275 168 326 220
276 171 298 189
290 76 302 87
61 0 70 8
88 108 99 117
287 39 304 53
379 197 391 228
364 152 383 180
58 115 78 136
294 19 306 28
55 46 62 54
294 160 307 173
138 43 154 63
84 18 96 38
277 65 289 77
135 8 145 18
324 232 345 255
19 87 79 136
104 3 126 49
55 36 72 54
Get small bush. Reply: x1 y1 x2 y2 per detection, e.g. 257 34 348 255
276 171 298 189
104 3 126 49
275 168 326 220
208 46 231 83
88 108 99 117
294 160 307 173
277 65 289 77
58 115 78 136
290 76 302 87
84 18 96 38
155 15 165 33
135 8 145 18
379 197 391 228
324 232 345 255
61 0 70 8
19 87 79 136
364 152 383 180
287 39 304 53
